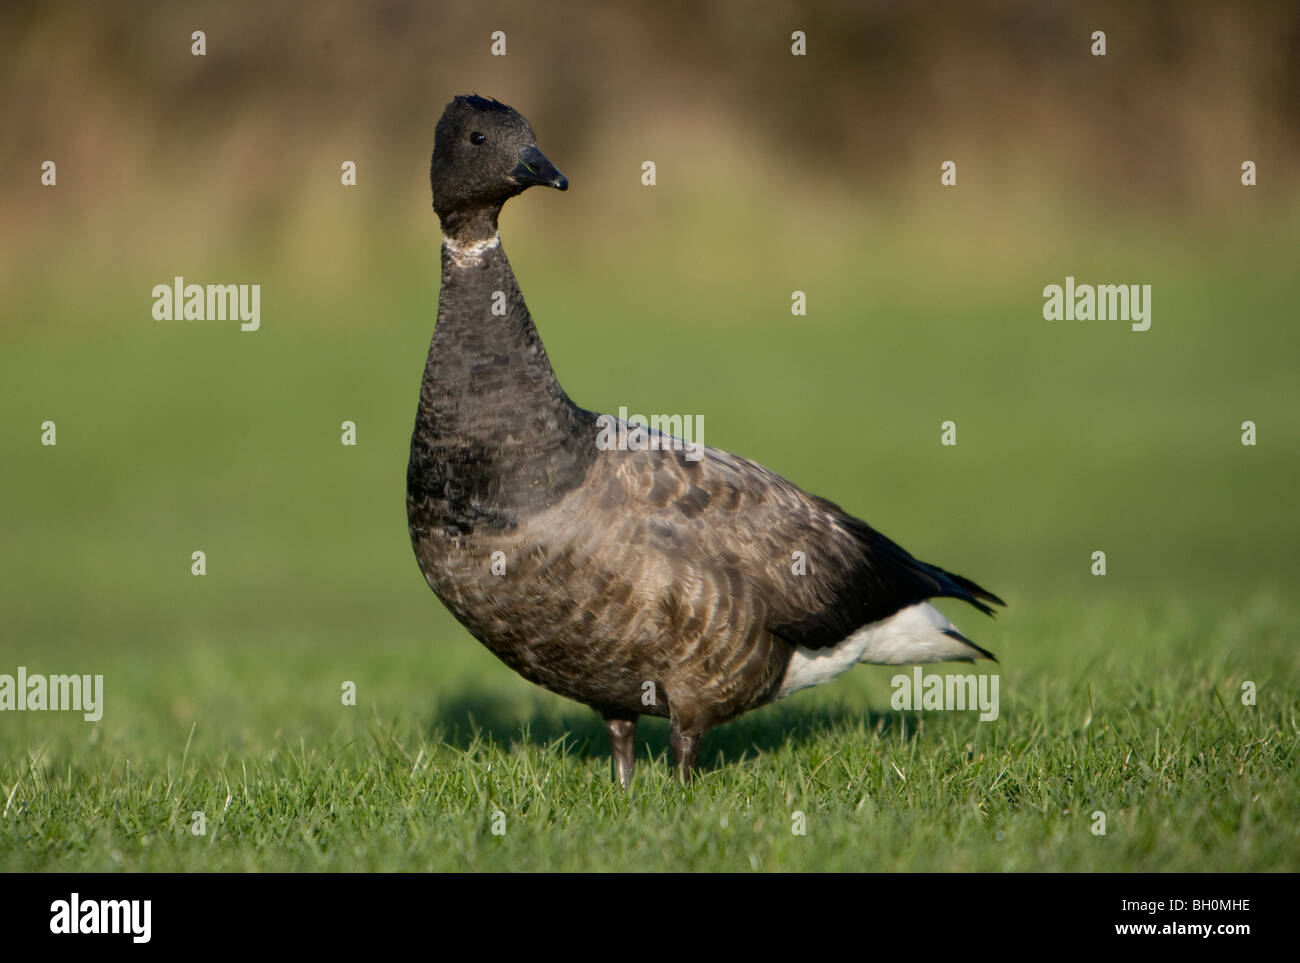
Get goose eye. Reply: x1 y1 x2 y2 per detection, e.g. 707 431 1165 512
469 131 486 145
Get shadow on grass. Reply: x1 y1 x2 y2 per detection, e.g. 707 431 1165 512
425 690 927 775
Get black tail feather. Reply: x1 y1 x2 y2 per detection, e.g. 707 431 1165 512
923 563 1006 617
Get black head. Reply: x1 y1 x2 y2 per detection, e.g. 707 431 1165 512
431 95 567 236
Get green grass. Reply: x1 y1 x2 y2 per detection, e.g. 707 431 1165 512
1 199 1297 871
0 594 1295 871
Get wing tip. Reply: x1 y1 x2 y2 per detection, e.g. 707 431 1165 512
943 573 1007 617
941 627 998 663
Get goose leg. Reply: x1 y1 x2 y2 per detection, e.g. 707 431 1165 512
604 713 637 787
669 725 704 782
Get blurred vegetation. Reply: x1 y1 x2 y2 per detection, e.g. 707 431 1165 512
3 0 1299 282
0 1 1296 870
1 0 1295 639
1 0 1296 655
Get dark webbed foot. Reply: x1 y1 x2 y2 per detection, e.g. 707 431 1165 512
604 713 637 787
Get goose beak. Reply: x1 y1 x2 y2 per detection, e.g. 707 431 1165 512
512 145 568 191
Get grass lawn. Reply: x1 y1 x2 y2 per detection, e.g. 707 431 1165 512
1 593 1295 872
1 205 1297 871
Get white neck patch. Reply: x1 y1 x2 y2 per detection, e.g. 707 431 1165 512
443 233 501 265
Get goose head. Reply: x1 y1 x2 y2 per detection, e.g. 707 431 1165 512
431 95 567 239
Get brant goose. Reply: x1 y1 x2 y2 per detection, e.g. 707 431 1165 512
408 95 1005 784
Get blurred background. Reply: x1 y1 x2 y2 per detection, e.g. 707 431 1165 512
1 1 1296 755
